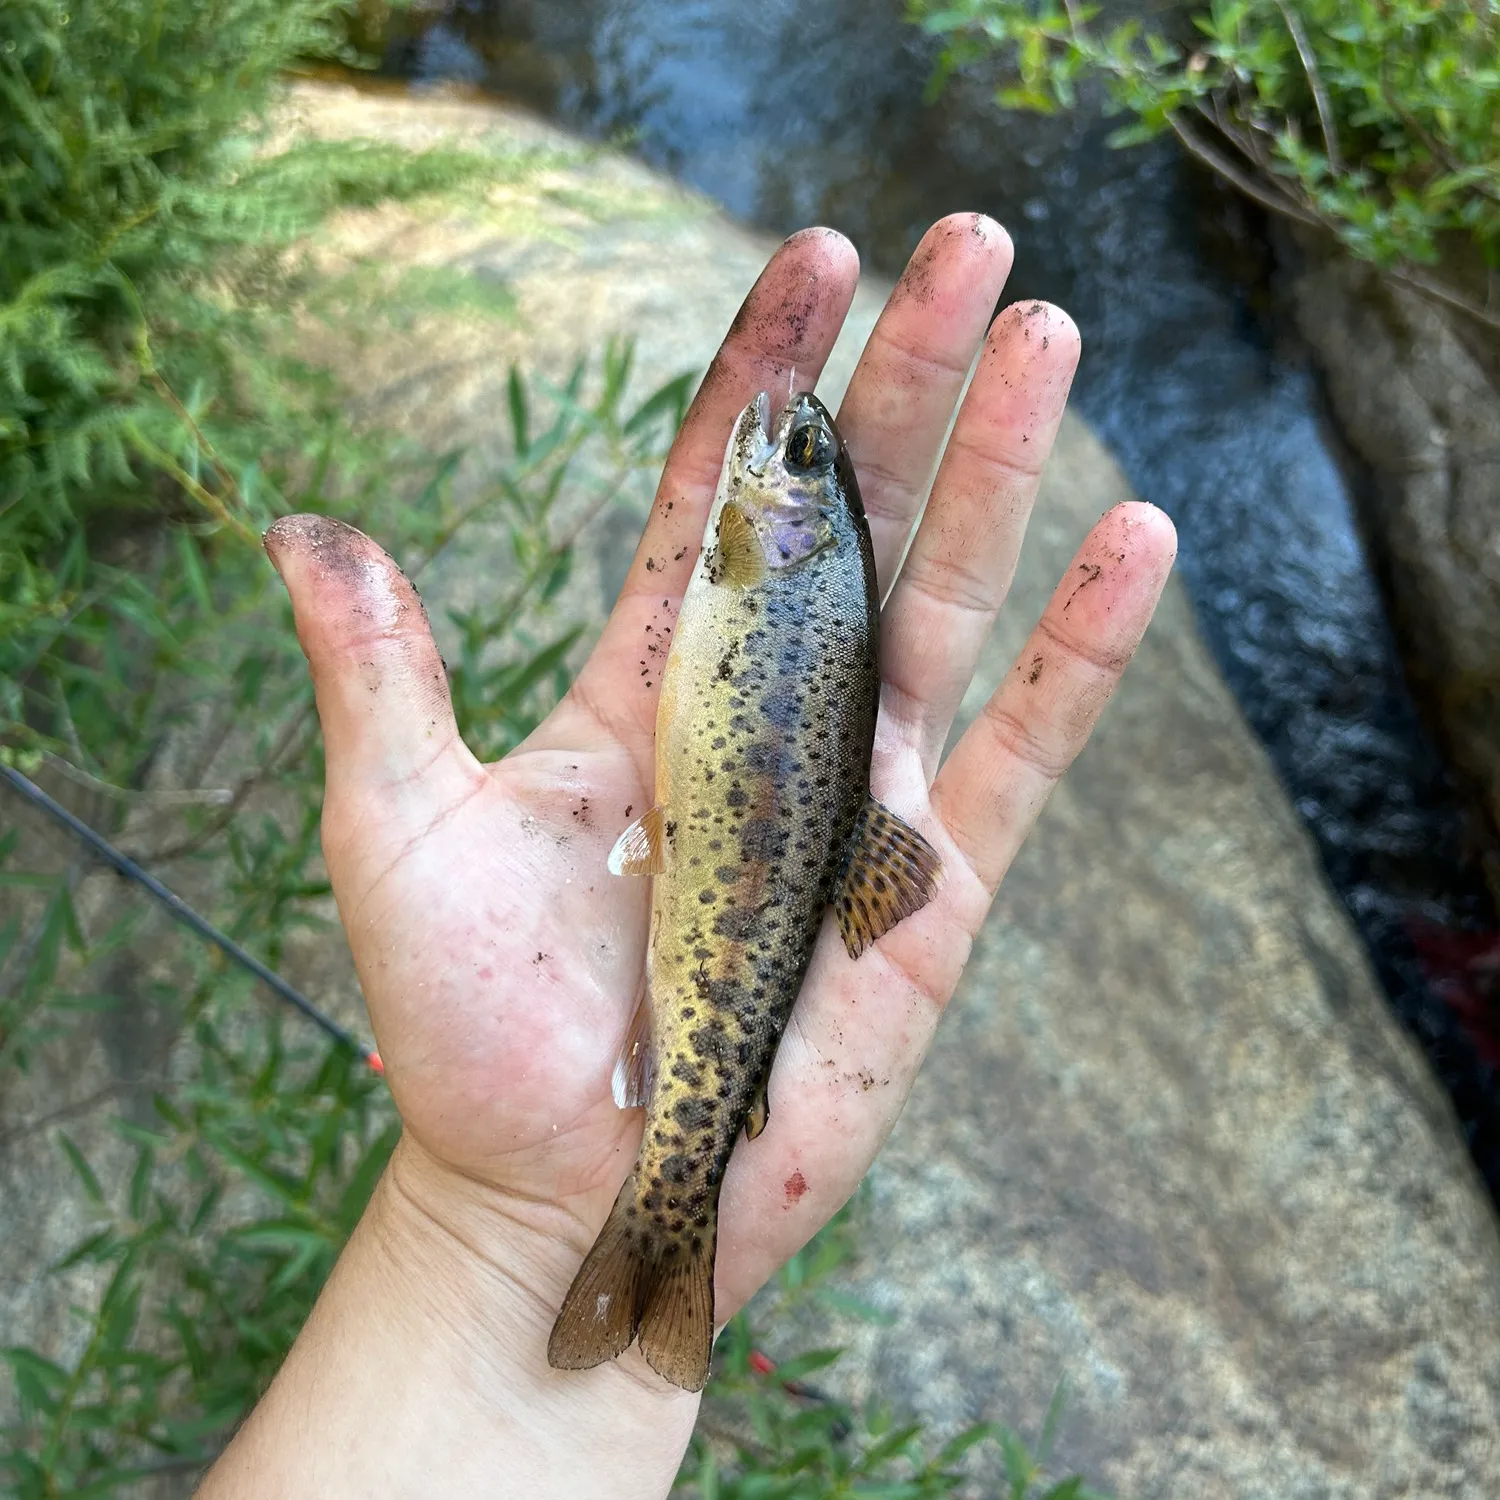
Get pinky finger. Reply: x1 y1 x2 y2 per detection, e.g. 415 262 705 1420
930 501 1178 895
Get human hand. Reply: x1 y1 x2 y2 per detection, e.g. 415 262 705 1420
204 217 1176 1500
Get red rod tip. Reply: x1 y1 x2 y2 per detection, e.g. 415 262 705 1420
367 1050 385 1075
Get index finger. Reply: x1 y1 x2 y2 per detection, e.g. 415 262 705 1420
558 229 860 753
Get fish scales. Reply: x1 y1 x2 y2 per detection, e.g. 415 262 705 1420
548 391 940 1392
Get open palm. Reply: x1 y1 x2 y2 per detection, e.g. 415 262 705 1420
265 218 1175 1369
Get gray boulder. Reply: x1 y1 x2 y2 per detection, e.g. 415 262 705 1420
1285 243 1500 904
283 83 1500 1494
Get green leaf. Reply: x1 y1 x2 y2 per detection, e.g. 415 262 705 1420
57 1133 105 1206
2 1346 70 1398
334 1119 401 1230
128 1146 155 1221
175 529 213 613
812 1287 898 1325
508 365 530 457
1001 1428 1038 1496
54 1226 116 1271
765 1347 843 1383
937 1421 1003 1465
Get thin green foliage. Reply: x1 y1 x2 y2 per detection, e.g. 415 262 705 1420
1 6 695 1490
1 341 689 1494
911 0 1500 328
675 1202 1104 1498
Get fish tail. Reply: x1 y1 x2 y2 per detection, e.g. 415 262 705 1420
636 1228 715 1392
547 1175 716 1392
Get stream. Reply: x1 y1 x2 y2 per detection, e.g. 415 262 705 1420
379 0 1500 1194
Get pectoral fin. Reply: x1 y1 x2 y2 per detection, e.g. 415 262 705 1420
706 502 767 588
834 798 942 960
608 807 668 876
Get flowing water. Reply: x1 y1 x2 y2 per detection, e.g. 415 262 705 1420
381 0 1500 1191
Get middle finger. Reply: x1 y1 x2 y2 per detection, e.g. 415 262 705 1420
879 299 1082 780
836 213 1014 595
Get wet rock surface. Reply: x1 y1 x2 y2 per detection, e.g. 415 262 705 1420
286 86 1500 1494
5 83 1499 1496
381 0 1500 1201
1285 243 1500 903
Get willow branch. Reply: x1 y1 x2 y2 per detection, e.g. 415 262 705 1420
1170 113 1500 333
1385 262 1500 334
1275 0 1343 173
1167 113 1323 226
42 753 234 807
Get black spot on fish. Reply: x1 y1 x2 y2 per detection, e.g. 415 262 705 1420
740 819 782 860
671 1057 703 1087
707 978 746 1010
674 1097 713 1129
725 786 749 809
713 906 758 941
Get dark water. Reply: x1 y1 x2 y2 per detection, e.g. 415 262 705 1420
382 0 1500 1191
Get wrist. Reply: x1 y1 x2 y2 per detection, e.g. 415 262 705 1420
200 1136 699 1499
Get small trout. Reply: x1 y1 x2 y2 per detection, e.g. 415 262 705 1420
548 391 940 1391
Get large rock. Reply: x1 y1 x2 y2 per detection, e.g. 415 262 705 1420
1284 243 1500 905
282 83 1500 1493
5 80 1499 1497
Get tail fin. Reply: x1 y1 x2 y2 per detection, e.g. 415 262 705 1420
636 1237 715 1391
547 1176 716 1392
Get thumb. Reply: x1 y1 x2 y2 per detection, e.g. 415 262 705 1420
264 515 477 817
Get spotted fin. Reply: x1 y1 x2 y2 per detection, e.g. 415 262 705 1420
706 501 767 588
608 807 667 876
744 1079 769 1140
610 980 654 1110
834 798 942 960
548 1173 717 1392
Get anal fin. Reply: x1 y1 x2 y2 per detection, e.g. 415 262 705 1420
834 798 942 960
611 978 655 1110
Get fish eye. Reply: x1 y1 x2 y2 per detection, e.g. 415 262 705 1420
785 420 836 472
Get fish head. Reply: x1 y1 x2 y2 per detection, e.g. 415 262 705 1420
725 390 858 527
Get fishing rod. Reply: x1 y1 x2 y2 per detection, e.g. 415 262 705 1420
0 763 383 1075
